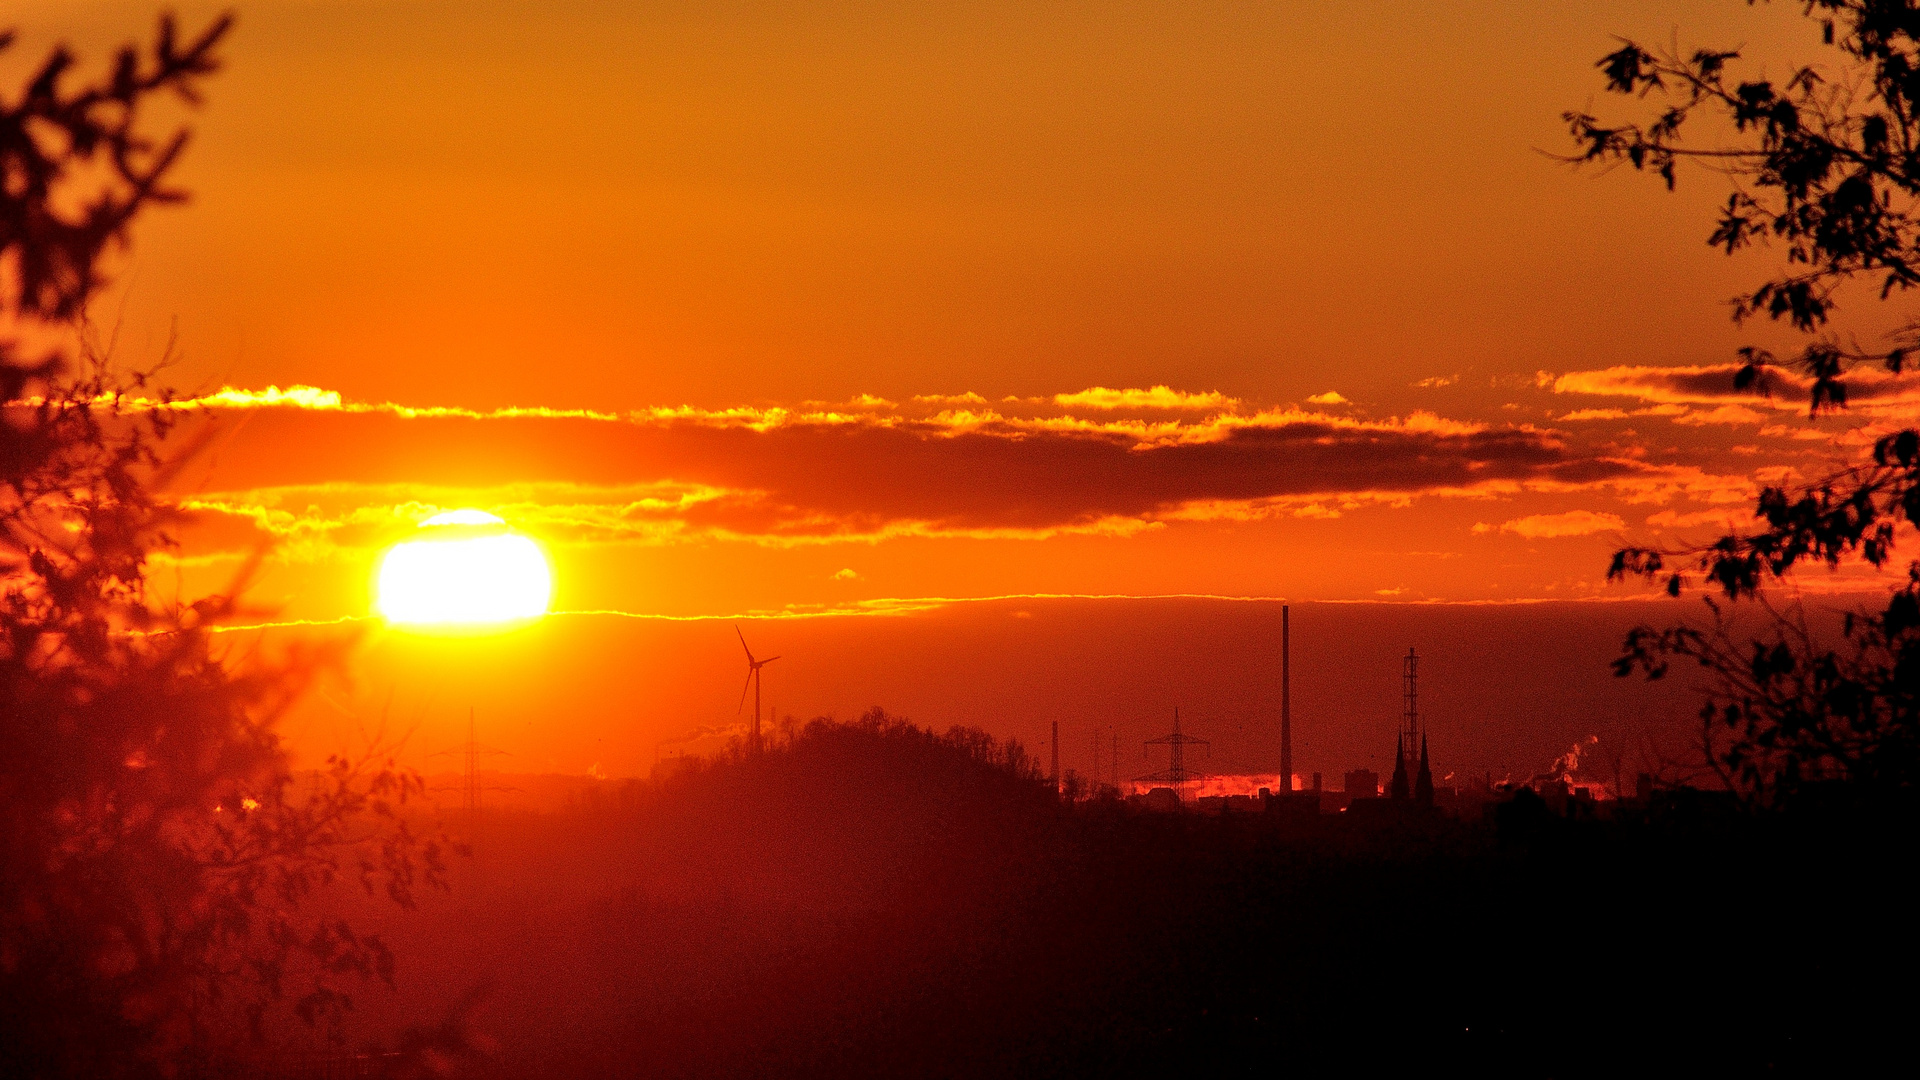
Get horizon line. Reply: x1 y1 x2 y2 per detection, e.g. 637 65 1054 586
202 589 1691 634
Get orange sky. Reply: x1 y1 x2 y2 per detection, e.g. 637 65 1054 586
13 2 1917 783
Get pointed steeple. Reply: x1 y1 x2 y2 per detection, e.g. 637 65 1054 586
1389 738 1411 802
1415 732 1434 808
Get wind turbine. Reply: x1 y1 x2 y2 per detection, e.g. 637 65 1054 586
735 625 780 755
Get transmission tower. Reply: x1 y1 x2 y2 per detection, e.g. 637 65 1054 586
1137 708 1212 800
431 707 515 836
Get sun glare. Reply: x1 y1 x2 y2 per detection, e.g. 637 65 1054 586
375 510 552 627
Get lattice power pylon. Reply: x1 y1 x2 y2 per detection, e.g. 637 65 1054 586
1137 708 1212 799
432 708 516 837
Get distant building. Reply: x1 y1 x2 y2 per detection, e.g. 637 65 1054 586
1197 794 1256 814
1355 727 1446 825
1343 795 1399 824
1264 789 1320 826
1433 785 1490 821
1511 776 1605 819
1343 768 1378 797
1129 786 1181 812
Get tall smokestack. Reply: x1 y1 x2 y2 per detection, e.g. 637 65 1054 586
1281 605 1292 792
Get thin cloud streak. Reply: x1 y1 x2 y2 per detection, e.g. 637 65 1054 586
1552 363 1920 416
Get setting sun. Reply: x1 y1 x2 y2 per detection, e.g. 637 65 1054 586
375 510 552 627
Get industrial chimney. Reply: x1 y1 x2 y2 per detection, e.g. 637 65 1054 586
1281 604 1293 792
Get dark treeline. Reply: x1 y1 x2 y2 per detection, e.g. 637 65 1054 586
276 708 1914 1079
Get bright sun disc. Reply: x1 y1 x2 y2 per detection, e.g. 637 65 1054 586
375 510 552 627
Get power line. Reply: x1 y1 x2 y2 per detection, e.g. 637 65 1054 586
430 707 516 837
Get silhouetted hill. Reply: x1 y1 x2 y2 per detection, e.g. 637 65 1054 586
290 710 1913 1079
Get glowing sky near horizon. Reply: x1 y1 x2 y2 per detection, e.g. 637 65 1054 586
11 1 1916 778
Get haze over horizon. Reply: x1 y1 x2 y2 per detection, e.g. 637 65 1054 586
13 1 1910 786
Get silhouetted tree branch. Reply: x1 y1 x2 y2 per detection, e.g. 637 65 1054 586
1563 2 1920 374
1574 2 1920 808
2 13 449 1076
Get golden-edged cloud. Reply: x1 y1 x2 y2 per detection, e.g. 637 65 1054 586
1474 511 1627 539
108 381 1884 608
1050 385 1236 411
148 385 1637 564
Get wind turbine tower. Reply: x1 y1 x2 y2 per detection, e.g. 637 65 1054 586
735 626 781 756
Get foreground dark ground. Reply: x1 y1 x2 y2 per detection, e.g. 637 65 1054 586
284 715 1910 1078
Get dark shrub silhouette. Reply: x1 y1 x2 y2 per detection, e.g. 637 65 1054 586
1 13 445 1076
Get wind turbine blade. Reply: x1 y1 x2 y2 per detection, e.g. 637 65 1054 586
761 656 781 665
735 623 755 664
737 669 753 713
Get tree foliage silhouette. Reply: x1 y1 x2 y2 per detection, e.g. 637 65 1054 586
1569 1 1920 807
1 13 446 1076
